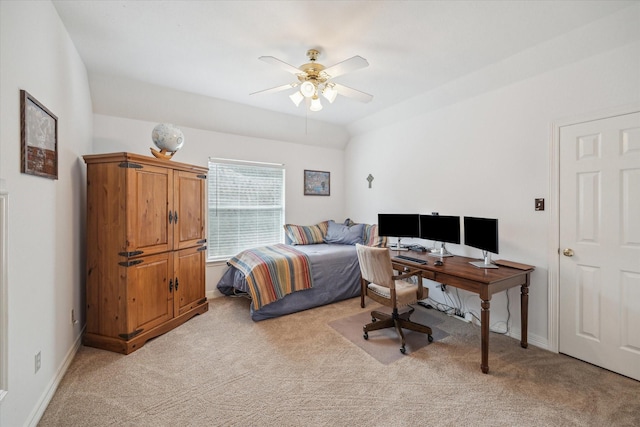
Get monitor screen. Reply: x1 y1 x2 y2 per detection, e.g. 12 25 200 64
377 214 420 238
464 217 499 254
419 215 460 244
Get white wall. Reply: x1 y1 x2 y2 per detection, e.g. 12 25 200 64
92 114 346 296
0 1 93 426
345 34 640 347
90 73 352 150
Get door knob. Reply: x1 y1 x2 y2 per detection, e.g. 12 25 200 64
563 248 574 257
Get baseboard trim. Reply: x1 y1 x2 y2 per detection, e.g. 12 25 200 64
27 327 84 427
207 289 224 299
502 327 550 352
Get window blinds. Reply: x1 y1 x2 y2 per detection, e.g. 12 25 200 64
207 159 285 261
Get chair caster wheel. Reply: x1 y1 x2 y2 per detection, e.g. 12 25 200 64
428 335 434 343
400 346 406 354
363 332 369 340
371 317 377 323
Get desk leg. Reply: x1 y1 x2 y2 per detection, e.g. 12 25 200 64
481 299 490 374
521 274 530 349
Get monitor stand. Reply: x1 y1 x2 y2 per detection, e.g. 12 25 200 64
469 251 498 269
427 242 454 257
389 237 408 251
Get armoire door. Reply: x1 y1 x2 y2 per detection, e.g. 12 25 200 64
173 245 206 317
173 170 206 250
125 163 173 256
125 252 174 337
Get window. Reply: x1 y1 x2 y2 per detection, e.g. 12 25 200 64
207 159 285 262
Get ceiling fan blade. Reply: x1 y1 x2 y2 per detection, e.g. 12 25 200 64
333 83 373 103
322 56 369 79
250 82 298 96
258 56 304 75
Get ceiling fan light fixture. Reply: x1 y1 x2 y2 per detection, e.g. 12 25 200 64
289 90 304 107
309 96 323 112
322 84 337 103
300 81 316 98
253 49 372 112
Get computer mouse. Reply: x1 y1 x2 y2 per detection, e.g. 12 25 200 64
434 260 444 266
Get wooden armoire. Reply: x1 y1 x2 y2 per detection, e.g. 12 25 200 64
83 152 208 354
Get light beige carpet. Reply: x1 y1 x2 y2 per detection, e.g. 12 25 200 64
39 296 640 426
329 306 449 364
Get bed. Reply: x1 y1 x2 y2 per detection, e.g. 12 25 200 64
216 220 387 321
217 243 361 321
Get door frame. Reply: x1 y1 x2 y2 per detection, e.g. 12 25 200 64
548 104 640 353
0 189 8 402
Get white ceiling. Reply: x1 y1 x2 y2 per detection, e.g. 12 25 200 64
52 0 635 127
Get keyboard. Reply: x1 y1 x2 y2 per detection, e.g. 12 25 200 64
393 255 427 265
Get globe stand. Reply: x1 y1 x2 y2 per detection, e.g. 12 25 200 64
150 147 177 160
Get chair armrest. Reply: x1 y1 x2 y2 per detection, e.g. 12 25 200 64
393 268 426 299
392 269 422 281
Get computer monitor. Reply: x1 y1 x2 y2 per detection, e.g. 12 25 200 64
419 215 460 257
464 216 499 268
377 213 420 251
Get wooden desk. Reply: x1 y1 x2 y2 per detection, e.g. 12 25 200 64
385 252 534 374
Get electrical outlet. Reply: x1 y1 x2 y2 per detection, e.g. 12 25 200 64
35 351 41 373
451 313 470 323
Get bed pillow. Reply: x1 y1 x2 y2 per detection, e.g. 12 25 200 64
363 224 388 248
284 221 329 245
323 220 365 245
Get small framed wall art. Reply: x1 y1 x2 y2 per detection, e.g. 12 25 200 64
20 90 58 179
304 170 330 196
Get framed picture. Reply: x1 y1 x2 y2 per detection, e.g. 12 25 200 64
20 90 58 179
304 170 330 196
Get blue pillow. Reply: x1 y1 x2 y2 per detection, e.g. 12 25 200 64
323 220 365 245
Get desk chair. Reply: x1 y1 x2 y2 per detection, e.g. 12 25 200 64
356 244 433 354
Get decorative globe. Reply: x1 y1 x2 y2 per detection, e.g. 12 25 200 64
151 123 184 160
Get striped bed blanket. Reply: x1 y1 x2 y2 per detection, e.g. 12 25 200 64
227 244 314 310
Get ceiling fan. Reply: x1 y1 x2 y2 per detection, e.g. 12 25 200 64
251 49 373 112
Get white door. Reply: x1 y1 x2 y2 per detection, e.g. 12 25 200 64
559 111 640 381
